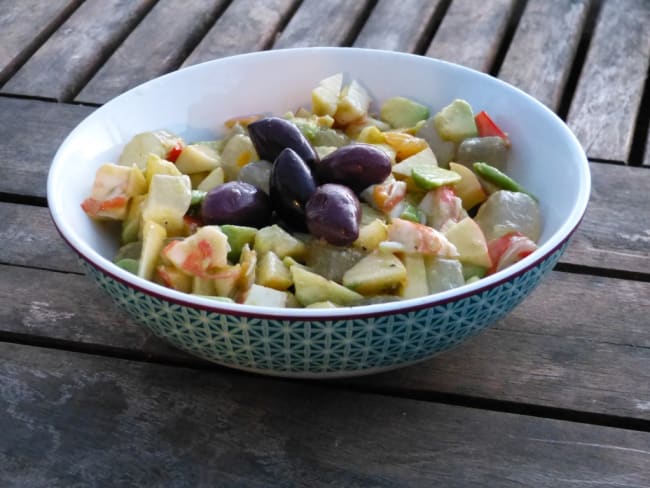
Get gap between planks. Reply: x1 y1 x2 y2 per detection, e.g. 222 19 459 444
1 331 649 435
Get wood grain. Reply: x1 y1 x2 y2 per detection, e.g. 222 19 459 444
0 97 94 199
567 0 650 163
561 163 650 274
498 0 590 111
425 0 516 72
2 343 649 487
2 255 650 420
273 0 373 49
0 0 81 84
352 271 650 420
182 0 299 68
0 203 78 272
352 0 442 53
75 0 228 105
0 263 179 357
2 0 155 101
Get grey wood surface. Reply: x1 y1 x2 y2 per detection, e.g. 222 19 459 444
567 0 650 163
0 98 93 199
182 0 300 68
2 343 649 488
273 0 374 48
2 249 650 421
2 0 156 101
2 1 650 484
426 0 516 73
0 0 81 84
353 0 443 53
75 0 229 105
497 0 590 111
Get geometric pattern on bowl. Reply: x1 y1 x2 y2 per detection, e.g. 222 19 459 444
80 243 566 377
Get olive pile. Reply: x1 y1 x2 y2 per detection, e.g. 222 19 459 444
201 117 391 245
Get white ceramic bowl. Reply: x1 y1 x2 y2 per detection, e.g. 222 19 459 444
48 48 590 377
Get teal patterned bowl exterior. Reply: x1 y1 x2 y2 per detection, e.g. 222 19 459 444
79 243 567 377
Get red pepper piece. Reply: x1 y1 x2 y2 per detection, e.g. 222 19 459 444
166 142 183 163
475 111 510 147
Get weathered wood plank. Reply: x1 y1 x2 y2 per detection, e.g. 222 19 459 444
75 0 228 105
0 263 179 357
273 0 373 49
2 257 650 420
0 203 78 272
354 271 650 420
425 0 516 72
2 0 156 101
498 0 589 111
182 0 300 68
0 0 81 84
567 0 650 163
352 0 442 53
561 163 650 274
0 97 94 199
2 343 649 487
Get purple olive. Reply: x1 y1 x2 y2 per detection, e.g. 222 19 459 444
201 181 271 228
270 148 317 230
305 184 361 246
247 117 318 169
316 143 392 193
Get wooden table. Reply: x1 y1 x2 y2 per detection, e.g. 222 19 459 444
2 0 649 485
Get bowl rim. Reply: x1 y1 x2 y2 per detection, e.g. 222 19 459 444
47 46 591 320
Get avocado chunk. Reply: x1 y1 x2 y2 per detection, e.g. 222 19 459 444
221 224 258 262
381 96 430 129
433 99 478 142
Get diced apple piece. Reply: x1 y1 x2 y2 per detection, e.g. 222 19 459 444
142 174 192 235
119 130 184 170
213 264 241 298
392 147 438 190
196 167 225 192
243 284 288 308
220 134 258 181
291 266 363 307
162 225 230 278
399 254 429 299
342 251 407 296
334 79 371 126
386 218 459 258
354 219 388 251
192 276 216 296
138 220 167 280
145 153 182 189
305 301 338 309
175 143 221 174
121 194 146 244
155 264 193 293
312 73 343 117
443 217 492 268
254 225 306 259
449 162 487 210
256 251 292 291
425 257 465 294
